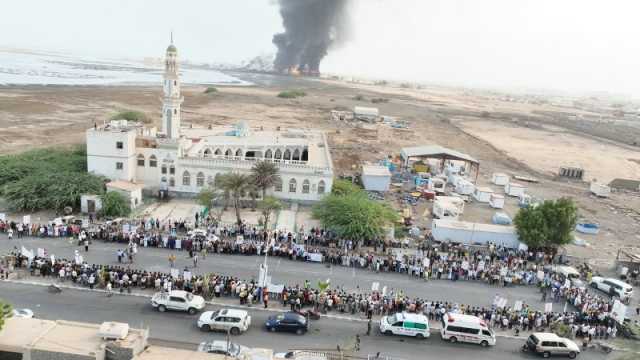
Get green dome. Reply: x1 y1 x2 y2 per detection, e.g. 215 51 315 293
166 44 177 52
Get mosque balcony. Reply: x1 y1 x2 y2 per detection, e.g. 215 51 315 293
179 156 332 176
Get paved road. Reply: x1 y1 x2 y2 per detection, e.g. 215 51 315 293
0 235 552 311
0 282 617 360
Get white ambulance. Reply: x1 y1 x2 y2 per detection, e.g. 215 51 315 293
440 312 496 347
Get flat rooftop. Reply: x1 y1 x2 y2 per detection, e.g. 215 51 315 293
0 318 147 357
181 125 332 169
134 346 225 360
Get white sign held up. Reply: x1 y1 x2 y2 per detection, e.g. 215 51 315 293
544 303 553 313
514 300 523 311
371 282 380 292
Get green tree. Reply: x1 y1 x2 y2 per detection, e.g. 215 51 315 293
540 198 578 247
330 179 362 196
218 172 254 226
258 196 282 231
0 299 12 331
99 191 131 217
196 187 216 209
251 160 281 199
513 206 549 249
514 197 578 249
0 146 105 212
312 191 399 244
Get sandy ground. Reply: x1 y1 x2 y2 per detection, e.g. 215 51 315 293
1 74 639 266
456 120 640 183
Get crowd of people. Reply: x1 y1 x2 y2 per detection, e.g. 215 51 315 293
4 240 630 344
2 213 638 346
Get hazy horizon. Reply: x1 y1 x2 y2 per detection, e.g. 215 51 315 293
2 0 639 98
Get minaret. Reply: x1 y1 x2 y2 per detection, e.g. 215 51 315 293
162 33 184 139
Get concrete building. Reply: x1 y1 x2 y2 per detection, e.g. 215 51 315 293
361 165 391 192
86 38 333 203
0 318 148 360
106 181 144 209
431 219 524 249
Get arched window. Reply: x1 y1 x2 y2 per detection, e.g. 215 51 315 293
293 149 301 161
182 171 191 186
137 154 145 167
235 149 242 157
149 155 157 167
289 178 297 193
214 148 222 156
283 149 292 160
225 149 233 158
301 148 309 162
302 179 310 194
264 149 273 159
274 178 282 192
161 164 167 175
207 175 214 185
318 180 326 194
169 177 175 187
174 109 177 115
274 149 282 160
203 148 212 158
196 172 205 187
161 176 167 183
169 165 175 175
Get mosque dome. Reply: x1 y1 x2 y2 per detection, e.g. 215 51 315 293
166 44 177 52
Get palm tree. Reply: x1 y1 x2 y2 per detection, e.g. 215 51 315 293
0 299 13 331
218 172 253 226
251 160 281 199
259 196 283 231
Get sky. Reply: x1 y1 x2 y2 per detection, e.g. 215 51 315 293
2 0 639 96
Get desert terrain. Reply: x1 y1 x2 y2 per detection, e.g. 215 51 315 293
1 72 639 267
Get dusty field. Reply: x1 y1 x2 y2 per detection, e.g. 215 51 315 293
456 120 640 183
1 75 639 266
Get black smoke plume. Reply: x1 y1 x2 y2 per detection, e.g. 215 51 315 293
273 0 349 74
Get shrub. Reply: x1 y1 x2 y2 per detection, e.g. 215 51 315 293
111 110 149 123
0 146 105 212
204 87 218 94
371 98 389 104
277 90 307 99
100 191 131 217
353 94 365 101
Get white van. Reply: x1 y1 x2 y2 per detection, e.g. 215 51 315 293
440 312 496 347
379 312 430 339
553 266 586 289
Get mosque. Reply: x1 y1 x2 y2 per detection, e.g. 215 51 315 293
86 39 334 202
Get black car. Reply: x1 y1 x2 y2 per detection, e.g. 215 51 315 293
265 312 308 335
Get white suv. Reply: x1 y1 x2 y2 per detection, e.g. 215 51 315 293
590 277 634 299
197 308 252 335
151 290 205 315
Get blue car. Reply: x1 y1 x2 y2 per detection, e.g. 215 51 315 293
265 312 308 335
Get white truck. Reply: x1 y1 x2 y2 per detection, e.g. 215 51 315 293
151 290 205 315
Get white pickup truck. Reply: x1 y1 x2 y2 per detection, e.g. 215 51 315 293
151 290 205 315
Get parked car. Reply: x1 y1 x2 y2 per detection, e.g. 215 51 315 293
590 277 634 299
197 340 249 358
521 333 580 358
151 290 205 314
197 308 251 334
265 312 308 335
12 308 34 318
379 312 430 339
